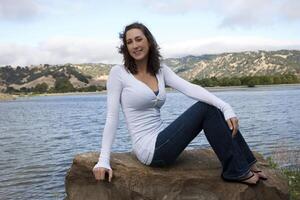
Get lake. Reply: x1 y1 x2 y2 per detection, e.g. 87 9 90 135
0 85 300 200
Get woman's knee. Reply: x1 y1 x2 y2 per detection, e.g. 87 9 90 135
195 101 221 116
194 101 216 111
195 101 208 108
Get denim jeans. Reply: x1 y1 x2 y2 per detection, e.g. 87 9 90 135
150 101 257 180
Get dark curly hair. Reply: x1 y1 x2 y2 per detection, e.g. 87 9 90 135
118 22 162 75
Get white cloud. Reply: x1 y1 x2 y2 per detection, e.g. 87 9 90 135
140 0 210 14
0 0 89 22
160 36 300 58
1 36 299 66
140 0 300 28
218 0 277 28
0 37 122 66
281 0 300 20
0 0 40 21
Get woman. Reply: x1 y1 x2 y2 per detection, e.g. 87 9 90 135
93 22 267 185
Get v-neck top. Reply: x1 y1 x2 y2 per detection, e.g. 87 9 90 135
95 64 236 170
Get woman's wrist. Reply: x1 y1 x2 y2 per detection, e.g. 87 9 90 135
94 161 111 170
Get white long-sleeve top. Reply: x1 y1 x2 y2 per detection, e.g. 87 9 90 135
94 64 236 170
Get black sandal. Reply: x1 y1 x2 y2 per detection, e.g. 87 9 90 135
222 172 259 185
251 170 268 180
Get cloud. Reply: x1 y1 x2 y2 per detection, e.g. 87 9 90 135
140 0 210 14
0 0 41 21
218 0 277 28
0 0 87 22
0 37 122 66
1 36 300 66
281 0 300 20
218 0 300 28
140 0 300 28
160 36 300 58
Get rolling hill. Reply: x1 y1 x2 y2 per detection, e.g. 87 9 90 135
0 50 299 93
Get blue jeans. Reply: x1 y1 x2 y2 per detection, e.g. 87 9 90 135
150 101 257 180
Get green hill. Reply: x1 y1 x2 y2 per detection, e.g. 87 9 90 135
0 50 299 93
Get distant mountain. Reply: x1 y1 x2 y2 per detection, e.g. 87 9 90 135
167 50 300 80
163 54 217 73
0 50 299 93
0 63 111 93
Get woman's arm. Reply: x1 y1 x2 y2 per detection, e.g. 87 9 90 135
162 64 236 120
94 66 123 171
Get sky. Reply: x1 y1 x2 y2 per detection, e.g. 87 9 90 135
1 0 300 66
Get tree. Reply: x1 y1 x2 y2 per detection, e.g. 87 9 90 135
6 87 18 94
54 78 75 93
273 76 282 84
260 76 273 85
33 83 49 93
219 77 231 86
247 77 259 87
20 87 31 93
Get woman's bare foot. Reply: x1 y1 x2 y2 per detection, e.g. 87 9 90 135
251 164 268 180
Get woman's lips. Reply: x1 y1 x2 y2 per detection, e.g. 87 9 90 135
133 49 143 56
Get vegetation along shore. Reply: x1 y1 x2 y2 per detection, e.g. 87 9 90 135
1 49 299 96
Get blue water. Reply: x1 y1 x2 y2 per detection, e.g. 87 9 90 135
0 85 299 200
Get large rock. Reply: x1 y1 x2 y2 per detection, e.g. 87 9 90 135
65 149 289 200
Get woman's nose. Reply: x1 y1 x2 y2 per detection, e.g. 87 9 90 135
133 41 138 48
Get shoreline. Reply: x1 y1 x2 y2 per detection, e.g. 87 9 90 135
2 83 300 100
205 83 300 92
0 93 17 101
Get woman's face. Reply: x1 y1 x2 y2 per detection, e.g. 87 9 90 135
125 28 150 62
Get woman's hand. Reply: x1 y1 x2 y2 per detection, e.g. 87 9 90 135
226 117 239 137
93 167 113 182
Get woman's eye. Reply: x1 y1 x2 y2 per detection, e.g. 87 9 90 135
126 40 132 45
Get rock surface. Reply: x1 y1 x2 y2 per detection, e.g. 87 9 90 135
65 149 289 200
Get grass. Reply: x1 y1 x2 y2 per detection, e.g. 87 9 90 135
267 156 300 200
283 169 300 200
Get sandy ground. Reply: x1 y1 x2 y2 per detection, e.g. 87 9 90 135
0 93 16 101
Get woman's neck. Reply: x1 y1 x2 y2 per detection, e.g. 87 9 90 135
135 59 148 74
